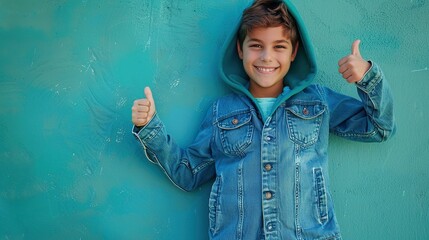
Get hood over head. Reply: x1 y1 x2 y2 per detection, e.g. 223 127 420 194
219 0 317 114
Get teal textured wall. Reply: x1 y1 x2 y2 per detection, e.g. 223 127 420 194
0 1 428 239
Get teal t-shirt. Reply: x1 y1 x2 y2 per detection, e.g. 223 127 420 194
255 98 277 122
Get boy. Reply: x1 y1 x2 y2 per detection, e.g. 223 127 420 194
131 0 395 239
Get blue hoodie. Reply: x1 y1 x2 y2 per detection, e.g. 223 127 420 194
133 1 395 239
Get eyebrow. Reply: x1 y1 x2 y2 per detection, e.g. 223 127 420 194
247 38 291 44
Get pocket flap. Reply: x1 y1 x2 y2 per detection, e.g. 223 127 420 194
286 103 325 120
217 112 252 130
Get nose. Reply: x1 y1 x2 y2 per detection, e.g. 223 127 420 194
260 49 272 62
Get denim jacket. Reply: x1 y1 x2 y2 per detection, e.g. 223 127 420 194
133 61 395 240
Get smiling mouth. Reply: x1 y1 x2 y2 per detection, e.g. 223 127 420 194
255 66 278 73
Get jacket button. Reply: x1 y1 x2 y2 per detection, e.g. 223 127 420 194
265 164 272 171
232 119 239 125
265 191 272 199
302 107 309 115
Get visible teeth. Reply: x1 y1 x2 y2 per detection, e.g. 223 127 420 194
257 67 276 73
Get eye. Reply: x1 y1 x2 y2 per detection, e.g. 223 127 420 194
274 45 287 49
249 44 262 49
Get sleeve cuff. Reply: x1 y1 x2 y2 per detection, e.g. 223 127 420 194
355 61 383 93
131 113 164 164
131 113 163 143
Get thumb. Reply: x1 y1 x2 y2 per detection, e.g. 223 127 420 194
144 87 156 116
144 86 155 105
351 39 361 57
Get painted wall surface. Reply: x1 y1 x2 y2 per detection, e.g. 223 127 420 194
0 0 428 239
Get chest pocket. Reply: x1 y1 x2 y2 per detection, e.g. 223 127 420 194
217 111 254 156
286 102 325 147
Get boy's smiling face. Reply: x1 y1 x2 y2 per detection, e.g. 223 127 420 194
237 26 298 98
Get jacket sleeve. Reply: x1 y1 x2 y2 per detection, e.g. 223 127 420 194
131 106 216 192
323 61 396 142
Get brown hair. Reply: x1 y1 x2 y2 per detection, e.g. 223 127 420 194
237 0 299 50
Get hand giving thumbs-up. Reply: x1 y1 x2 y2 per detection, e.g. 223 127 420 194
132 87 156 127
338 39 371 83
